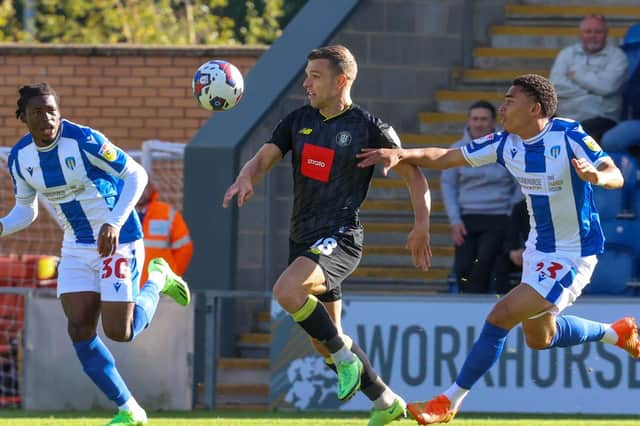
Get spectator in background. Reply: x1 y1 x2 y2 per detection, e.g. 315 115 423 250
550 14 628 142
136 181 193 285
440 100 522 293
600 22 640 160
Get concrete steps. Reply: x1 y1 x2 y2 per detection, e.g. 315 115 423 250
436 90 504 113
401 133 459 147
236 332 270 358
505 4 640 22
419 112 466 134
490 25 628 49
473 47 558 69
217 358 270 386
215 383 269 406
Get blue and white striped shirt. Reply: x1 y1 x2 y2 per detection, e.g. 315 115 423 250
7 119 143 247
461 118 608 257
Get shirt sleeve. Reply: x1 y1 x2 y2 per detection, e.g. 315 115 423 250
566 126 608 167
81 129 131 177
369 116 402 149
265 112 295 156
460 132 503 167
104 159 148 230
7 149 37 206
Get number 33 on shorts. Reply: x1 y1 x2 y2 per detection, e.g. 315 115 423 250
310 237 338 256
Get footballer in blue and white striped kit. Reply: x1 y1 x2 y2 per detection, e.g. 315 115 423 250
0 83 190 426
357 74 640 425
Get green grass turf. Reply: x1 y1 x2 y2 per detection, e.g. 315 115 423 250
0 411 638 425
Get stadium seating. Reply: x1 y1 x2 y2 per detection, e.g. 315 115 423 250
588 248 634 295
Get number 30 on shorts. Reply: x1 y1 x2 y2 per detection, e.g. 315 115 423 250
101 257 130 279
310 237 338 256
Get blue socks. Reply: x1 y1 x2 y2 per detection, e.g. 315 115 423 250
547 315 606 348
456 321 509 390
73 335 131 406
454 316 606 391
131 280 161 341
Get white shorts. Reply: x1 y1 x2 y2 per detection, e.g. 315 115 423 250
57 239 145 302
521 248 598 314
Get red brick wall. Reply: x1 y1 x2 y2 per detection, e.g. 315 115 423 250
0 44 265 149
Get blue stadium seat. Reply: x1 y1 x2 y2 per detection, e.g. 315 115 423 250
593 185 623 220
623 23 640 77
601 219 636 251
621 23 640 119
587 248 634 295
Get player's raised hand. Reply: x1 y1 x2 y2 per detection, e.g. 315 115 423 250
97 223 119 257
406 225 431 271
223 176 254 208
571 158 599 185
356 148 401 176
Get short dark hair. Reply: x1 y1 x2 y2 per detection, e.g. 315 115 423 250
16 82 58 120
468 100 496 119
512 74 557 118
307 45 358 81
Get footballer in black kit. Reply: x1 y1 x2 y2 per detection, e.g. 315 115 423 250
223 45 430 424
268 104 401 302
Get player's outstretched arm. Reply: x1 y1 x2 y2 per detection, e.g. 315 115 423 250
357 147 467 174
394 163 432 271
223 144 283 208
571 157 623 190
0 199 38 238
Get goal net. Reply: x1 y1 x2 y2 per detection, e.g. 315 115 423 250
0 140 186 407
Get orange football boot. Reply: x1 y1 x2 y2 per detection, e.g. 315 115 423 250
612 317 640 358
407 395 457 425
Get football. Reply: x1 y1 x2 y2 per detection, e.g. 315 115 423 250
192 59 244 111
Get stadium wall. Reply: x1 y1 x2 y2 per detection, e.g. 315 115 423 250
0 44 264 150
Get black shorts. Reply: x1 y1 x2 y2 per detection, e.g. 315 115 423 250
288 226 363 302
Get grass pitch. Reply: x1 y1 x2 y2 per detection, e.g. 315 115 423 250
0 411 638 425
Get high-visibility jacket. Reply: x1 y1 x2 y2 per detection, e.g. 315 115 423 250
138 191 193 285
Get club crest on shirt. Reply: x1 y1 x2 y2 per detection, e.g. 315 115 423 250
582 135 601 152
547 145 561 159
99 143 117 162
335 131 352 147
64 156 76 170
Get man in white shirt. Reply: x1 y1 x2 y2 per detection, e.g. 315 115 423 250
356 74 639 424
550 14 628 141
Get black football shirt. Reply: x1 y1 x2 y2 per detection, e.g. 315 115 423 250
266 104 401 243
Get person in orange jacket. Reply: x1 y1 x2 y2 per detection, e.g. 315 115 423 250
136 181 193 285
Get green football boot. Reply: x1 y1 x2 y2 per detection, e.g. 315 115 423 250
368 397 407 425
336 357 363 401
106 409 147 425
148 257 191 306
